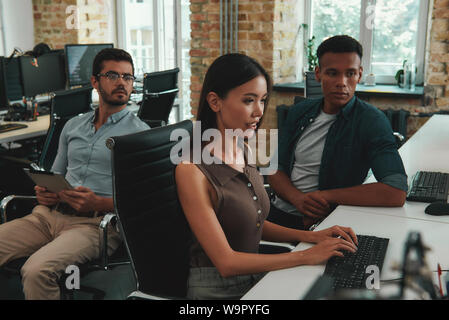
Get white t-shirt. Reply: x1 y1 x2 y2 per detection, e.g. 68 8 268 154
272 109 337 216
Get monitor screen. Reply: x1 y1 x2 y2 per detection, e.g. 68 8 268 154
20 51 67 97
65 43 114 87
4 56 24 101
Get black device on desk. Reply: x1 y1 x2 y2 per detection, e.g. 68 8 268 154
323 235 389 290
407 171 449 203
0 122 28 133
425 201 449 216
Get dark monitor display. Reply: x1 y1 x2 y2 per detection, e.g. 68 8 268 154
20 51 67 97
65 43 113 87
0 57 9 114
4 56 24 101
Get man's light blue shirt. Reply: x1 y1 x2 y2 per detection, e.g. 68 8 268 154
51 107 150 197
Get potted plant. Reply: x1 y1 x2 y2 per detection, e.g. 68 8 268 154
395 59 407 88
306 35 318 72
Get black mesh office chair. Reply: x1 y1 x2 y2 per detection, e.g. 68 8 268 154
107 120 193 299
39 86 94 171
137 68 180 126
304 71 323 99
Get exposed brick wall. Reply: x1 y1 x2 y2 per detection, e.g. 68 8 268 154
273 0 300 84
189 0 300 116
189 0 221 116
32 0 113 49
76 0 114 44
427 0 449 108
189 0 277 117
33 0 78 49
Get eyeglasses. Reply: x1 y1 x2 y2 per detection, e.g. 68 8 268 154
97 71 136 83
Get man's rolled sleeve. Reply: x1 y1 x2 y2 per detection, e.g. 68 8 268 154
364 110 407 189
378 173 408 192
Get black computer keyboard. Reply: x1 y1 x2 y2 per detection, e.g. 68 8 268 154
0 123 28 133
323 235 389 290
407 171 449 202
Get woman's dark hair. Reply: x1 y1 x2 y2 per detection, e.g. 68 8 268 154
196 53 272 134
317 35 363 66
92 48 134 78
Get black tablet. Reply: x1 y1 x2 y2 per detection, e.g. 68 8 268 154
24 168 73 193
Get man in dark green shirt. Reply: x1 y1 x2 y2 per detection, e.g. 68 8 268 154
268 35 407 230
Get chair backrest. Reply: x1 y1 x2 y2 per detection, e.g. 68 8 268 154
276 104 290 133
39 86 93 171
138 68 180 124
294 95 306 104
305 71 323 99
108 119 193 298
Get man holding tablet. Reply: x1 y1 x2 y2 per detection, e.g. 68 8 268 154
0 48 149 299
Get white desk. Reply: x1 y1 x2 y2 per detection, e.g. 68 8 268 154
357 114 449 223
243 209 449 300
243 114 449 300
0 115 50 144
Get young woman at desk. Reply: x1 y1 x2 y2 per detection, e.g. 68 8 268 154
175 53 358 300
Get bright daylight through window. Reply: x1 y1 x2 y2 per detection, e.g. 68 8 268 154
308 0 428 85
119 0 191 122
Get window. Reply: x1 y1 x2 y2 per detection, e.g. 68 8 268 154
304 0 428 85
0 1 5 56
117 0 191 122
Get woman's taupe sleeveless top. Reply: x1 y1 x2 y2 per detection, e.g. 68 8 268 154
189 161 270 267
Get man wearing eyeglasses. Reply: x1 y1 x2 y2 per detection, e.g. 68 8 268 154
0 48 149 299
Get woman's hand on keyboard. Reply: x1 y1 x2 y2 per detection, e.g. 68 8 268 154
307 225 358 247
301 237 358 265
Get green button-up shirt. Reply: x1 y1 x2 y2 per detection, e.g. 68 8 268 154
277 96 407 192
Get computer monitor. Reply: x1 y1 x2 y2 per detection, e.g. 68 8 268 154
0 57 10 115
65 43 114 87
4 56 24 101
19 51 67 98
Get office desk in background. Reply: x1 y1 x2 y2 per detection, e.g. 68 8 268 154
352 114 449 223
0 115 50 144
243 114 449 300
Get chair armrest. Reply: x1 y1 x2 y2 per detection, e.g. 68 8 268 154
98 213 118 270
143 119 166 128
0 195 37 224
259 240 296 253
264 183 276 202
393 132 405 142
144 88 179 97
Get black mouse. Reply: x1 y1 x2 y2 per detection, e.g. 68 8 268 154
425 201 449 216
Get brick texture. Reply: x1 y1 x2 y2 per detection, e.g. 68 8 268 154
32 0 112 49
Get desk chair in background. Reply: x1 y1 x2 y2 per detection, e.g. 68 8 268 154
39 86 94 171
304 71 323 99
0 86 129 300
138 68 180 127
107 120 193 299
0 86 94 172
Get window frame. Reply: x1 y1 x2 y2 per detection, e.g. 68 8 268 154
304 0 429 85
0 0 5 56
116 0 190 122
